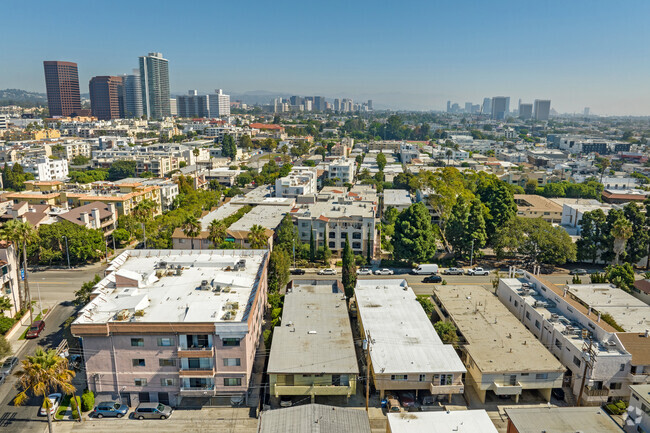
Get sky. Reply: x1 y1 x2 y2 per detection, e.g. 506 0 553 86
2 0 650 115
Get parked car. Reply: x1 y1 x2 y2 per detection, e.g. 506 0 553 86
280 397 293 407
442 267 463 275
570 268 588 275
552 388 565 401
0 357 19 376
134 402 172 420
374 268 394 275
422 275 442 283
418 391 438 411
230 395 245 406
357 268 373 275
397 391 416 409
290 268 305 275
411 264 439 275
318 268 337 275
39 393 62 416
387 397 401 413
466 267 489 276
25 320 45 339
92 401 128 418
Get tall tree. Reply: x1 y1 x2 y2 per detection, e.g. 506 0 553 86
1 220 37 312
342 234 356 298
132 199 157 223
248 225 268 249
611 216 633 265
475 175 517 244
208 220 227 247
14 348 76 433
623 202 649 264
576 209 607 264
268 249 290 293
376 152 387 171
181 215 202 250
309 227 316 263
108 160 137 181
446 197 487 259
222 134 237 160
392 202 437 263
275 214 298 253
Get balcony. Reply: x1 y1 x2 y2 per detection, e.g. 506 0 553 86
491 382 523 396
177 346 214 358
273 384 354 397
179 367 215 377
584 385 609 397
180 385 215 396
628 372 648 383
430 383 465 395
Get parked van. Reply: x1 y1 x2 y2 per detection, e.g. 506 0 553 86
411 264 439 275
134 402 172 420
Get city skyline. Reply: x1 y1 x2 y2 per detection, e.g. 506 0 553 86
3 1 650 115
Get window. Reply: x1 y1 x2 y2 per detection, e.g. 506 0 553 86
157 337 174 347
536 373 548 380
526 311 530 320
514 300 518 307
134 378 147 386
555 339 562 350
222 338 240 347
352 242 361 249
329 241 335 248
520 373 529 376
224 358 241 367
620 364 626 372
573 356 581 368
132 359 146 367
329 232 336 238
161 378 175 387
352 232 362 239
610 382 622 390
535 320 541 330
391 375 407 381
419 374 426 382
224 378 242 387
159 359 176 367
340 242 345 249
131 338 144 347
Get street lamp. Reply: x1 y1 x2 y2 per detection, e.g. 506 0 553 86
62 236 70 269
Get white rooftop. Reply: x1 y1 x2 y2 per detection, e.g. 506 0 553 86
386 410 498 433
355 280 466 375
74 249 267 325
199 203 245 229
228 205 287 231
383 189 413 207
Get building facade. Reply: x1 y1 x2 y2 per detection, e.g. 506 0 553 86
209 89 230 118
139 53 171 119
89 76 124 120
121 71 143 118
43 61 82 117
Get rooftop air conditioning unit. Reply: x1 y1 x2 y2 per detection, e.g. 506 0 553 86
199 280 210 290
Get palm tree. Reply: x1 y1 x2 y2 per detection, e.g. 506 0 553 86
446 149 453 165
1 220 37 314
14 348 76 433
612 217 633 265
132 199 157 223
182 215 202 250
208 220 226 247
247 225 268 249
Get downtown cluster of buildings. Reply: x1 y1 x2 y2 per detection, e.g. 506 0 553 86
272 96 373 113
447 96 552 121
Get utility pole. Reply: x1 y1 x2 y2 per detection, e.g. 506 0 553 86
364 330 372 412
142 222 147 249
576 337 596 406
470 239 475 267
292 237 296 269
63 236 70 269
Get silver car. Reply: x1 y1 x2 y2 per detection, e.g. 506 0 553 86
134 402 172 420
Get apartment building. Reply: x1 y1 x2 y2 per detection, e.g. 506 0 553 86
387 410 498 433
267 280 358 402
504 407 623 433
275 166 318 198
258 404 371 433
292 195 377 258
628 384 650 432
115 178 179 212
61 183 162 217
51 140 92 161
58 201 117 237
513 194 563 223
354 280 466 401
433 285 565 403
21 157 69 181
71 249 268 407
498 272 650 405
0 242 20 317
323 158 355 185
383 189 413 213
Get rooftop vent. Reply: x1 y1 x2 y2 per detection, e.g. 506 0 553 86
199 280 210 290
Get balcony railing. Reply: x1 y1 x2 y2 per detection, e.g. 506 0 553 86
491 382 523 395
179 367 215 377
584 385 609 397
177 346 214 358
430 383 465 395
180 385 215 395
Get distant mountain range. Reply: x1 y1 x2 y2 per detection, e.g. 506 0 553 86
0 89 47 107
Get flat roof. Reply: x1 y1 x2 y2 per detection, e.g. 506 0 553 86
387 410 498 433
513 194 562 213
355 279 466 375
504 407 622 433
228 205 287 231
267 280 358 375
258 404 371 433
74 249 267 325
383 189 413 207
198 203 245 229
630 384 650 405
567 284 650 332
434 285 564 374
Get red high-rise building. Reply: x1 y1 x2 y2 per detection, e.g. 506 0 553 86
43 61 82 117
89 76 124 120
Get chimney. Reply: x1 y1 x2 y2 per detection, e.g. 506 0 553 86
107 202 116 218
80 212 90 225
91 208 100 229
645 330 649 338
563 287 568 297
597 312 601 322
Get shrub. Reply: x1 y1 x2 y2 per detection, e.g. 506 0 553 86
335 260 342 267
81 389 94 412
0 316 16 334
441 279 448 285
271 308 282 320
263 329 272 349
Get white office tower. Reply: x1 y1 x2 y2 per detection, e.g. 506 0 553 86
139 52 171 118
122 69 143 118
209 89 230 118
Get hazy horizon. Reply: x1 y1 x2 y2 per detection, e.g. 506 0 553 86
3 0 650 116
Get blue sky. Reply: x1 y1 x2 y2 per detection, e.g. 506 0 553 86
3 0 650 115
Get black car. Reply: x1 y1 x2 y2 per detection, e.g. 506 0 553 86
423 275 442 283
290 269 305 275
552 388 565 401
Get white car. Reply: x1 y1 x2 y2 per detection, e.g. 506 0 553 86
318 268 337 275
39 393 62 416
374 268 394 275
357 268 373 275
466 267 489 276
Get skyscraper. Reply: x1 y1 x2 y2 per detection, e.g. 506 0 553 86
89 76 124 120
491 96 508 120
482 98 491 115
208 89 230 118
121 70 143 118
139 52 171 119
367 100 373 111
447 100 451 113
518 103 533 120
177 90 209 118
533 99 551 121
313 96 326 112
43 61 82 117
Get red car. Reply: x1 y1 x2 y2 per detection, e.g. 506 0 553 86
25 320 45 339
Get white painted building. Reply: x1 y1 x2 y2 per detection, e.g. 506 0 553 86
275 166 318 198
208 89 230 118
324 158 355 185
22 158 69 181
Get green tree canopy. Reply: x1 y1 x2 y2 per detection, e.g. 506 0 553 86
108 160 137 181
392 202 437 263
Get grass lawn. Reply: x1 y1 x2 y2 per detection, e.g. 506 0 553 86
54 394 71 420
18 309 49 340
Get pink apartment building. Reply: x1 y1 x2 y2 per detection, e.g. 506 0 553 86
71 249 268 407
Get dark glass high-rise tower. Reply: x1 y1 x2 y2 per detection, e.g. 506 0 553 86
43 61 82 117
